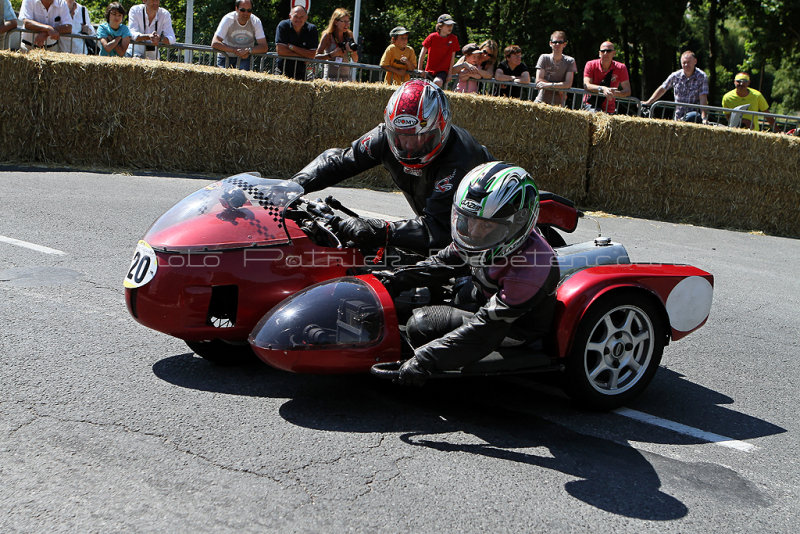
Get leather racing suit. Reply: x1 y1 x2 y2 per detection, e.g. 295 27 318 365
386 231 559 372
291 124 493 255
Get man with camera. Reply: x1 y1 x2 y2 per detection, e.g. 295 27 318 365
275 5 318 80
126 0 176 60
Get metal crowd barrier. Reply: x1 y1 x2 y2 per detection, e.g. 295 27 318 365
648 100 800 133
10 28 797 132
446 82 643 115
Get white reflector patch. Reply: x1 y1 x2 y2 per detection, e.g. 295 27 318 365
665 276 713 332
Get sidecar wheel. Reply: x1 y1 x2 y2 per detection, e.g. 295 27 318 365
186 340 258 366
565 293 664 410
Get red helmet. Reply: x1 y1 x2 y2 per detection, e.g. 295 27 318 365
384 79 452 169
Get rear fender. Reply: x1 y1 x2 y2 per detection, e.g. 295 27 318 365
538 192 579 233
554 264 714 357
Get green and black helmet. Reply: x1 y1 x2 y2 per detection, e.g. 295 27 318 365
451 161 540 262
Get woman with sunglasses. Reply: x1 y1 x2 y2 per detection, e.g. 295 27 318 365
534 31 577 107
211 0 268 70
315 7 359 82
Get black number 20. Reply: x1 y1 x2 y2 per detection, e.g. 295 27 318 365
127 251 151 284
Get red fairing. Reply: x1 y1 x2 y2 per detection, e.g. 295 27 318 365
126 216 363 341
249 275 402 374
538 197 579 232
554 264 714 357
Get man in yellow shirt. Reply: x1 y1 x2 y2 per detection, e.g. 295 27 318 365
380 26 417 85
721 72 775 131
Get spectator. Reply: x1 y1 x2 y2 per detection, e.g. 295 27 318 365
582 41 631 113
452 43 485 93
18 0 71 52
721 73 775 131
477 39 499 77
60 0 94 54
275 5 318 80
315 7 359 82
127 0 176 60
495 44 530 98
418 13 460 88
96 2 129 57
534 30 576 106
380 26 416 85
211 0 267 70
1 0 18 50
642 50 709 123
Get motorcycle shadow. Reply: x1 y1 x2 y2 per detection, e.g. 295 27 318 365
152 353 780 520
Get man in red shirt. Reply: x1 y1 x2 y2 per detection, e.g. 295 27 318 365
582 41 631 114
418 13 460 88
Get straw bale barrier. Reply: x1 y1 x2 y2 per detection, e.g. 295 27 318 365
588 114 800 236
0 53 39 161
2 50 798 236
449 94 592 201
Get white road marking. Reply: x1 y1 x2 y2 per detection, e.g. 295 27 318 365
615 407 757 452
0 235 67 256
352 209 403 221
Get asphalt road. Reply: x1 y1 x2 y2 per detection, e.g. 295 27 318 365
1 167 798 532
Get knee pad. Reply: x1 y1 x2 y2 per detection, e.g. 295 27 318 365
406 305 457 348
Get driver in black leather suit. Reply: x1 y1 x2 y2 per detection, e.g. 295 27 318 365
291 79 492 256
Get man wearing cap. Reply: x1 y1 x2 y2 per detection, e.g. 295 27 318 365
380 26 417 85
275 5 318 80
18 0 71 51
418 13 460 88
643 50 709 123
722 73 775 131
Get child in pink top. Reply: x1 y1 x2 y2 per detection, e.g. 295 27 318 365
453 43 485 93
418 13 460 88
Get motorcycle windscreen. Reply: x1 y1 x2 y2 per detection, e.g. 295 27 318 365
250 277 383 350
143 174 304 251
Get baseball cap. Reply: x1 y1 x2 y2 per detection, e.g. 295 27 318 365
734 73 750 82
437 13 456 25
462 43 482 55
390 26 410 37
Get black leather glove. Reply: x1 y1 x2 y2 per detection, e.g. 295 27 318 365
335 217 389 248
394 357 431 387
220 188 247 209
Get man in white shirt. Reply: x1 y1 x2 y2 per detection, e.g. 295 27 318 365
60 0 94 54
126 0 175 60
18 0 71 51
212 0 268 70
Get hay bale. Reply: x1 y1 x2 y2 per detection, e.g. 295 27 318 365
450 93 592 201
32 52 316 176
306 80 395 189
587 114 800 237
0 51 40 162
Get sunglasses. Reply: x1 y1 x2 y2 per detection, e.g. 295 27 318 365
550 40 565 44
238 8 252 12
600 49 615 53
734 79 749 84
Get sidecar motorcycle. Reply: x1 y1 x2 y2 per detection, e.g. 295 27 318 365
125 173 713 408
